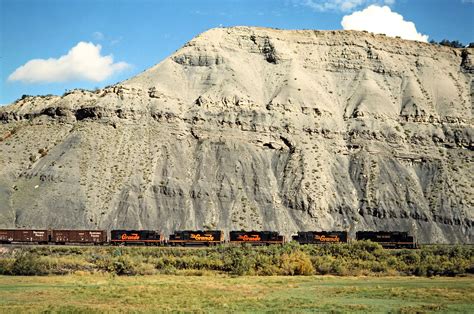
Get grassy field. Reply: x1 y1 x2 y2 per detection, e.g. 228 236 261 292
0 275 472 313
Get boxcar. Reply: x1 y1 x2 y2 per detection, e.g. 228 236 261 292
0 229 49 244
168 230 224 246
356 231 417 249
50 230 107 245
110 230 164 245
292 231 348 244
229 231 285 245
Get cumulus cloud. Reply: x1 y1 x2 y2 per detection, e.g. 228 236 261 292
300 0 394 12
8 42 130 83
341 5 429 42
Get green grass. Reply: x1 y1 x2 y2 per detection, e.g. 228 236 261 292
0 275 472 313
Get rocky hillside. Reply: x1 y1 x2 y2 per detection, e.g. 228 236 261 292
0 27 472 243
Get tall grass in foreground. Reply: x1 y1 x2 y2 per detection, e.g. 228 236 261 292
0 242 472 276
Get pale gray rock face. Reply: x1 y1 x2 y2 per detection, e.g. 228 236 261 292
0 27 472 243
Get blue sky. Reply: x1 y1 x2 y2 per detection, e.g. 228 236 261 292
1 0 473 105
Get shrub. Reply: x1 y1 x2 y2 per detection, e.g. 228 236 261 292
280 251 314 275
11 253 50 275
38 148 48 157
112 256 137 275
439 39 464 48
0 258 14 275
225 247 254 276
311 256 335 275
0 243 472 277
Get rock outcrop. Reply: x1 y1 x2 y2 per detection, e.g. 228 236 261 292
0 27 472 243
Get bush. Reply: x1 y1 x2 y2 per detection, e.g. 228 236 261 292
0 258 14 275
280 251 314 275
112 256 138 275
311 256 334 275
226 247 254 276
11 253 50 275
439 39 464 48
0 243 471 277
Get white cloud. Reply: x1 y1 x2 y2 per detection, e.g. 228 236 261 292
341 5 429 42
92 31 105 41
110 36 123 45
8 42 130 83
300 0 394 12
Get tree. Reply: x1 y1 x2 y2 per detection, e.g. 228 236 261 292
439 39 464 48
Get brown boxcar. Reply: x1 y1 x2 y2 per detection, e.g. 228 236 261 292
110 230 164 245
168 230 224 246
50 230 107 244
229 231 285 245
0 229 49 244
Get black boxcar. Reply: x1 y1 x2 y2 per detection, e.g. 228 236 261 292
292 231 348 244
110 230 164 245
0 229 49 244
168 230 224 246
356 231 417 249
229 231 285 245
51 230 107 245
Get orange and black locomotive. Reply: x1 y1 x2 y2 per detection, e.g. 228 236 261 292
168 230 224 246
229 230 285 245
292 231 348 244
110 230 164 246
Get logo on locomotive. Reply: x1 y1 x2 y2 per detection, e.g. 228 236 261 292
315 235 340 242
190 234 214 241
121 233 140 240
237 234 261 241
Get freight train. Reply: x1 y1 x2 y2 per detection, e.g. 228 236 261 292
0 229 418 248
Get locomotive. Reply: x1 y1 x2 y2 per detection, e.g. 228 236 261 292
110 230 164 246
168 230 225 246
292 231 348 244
355 231 418 249
229 231 285 245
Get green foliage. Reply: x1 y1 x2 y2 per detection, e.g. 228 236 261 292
225 246 254 276
279 250 314 275
0 258 14 275
0 243 472 277
10 253 50 275
430 39 466 48
439 39 464 48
